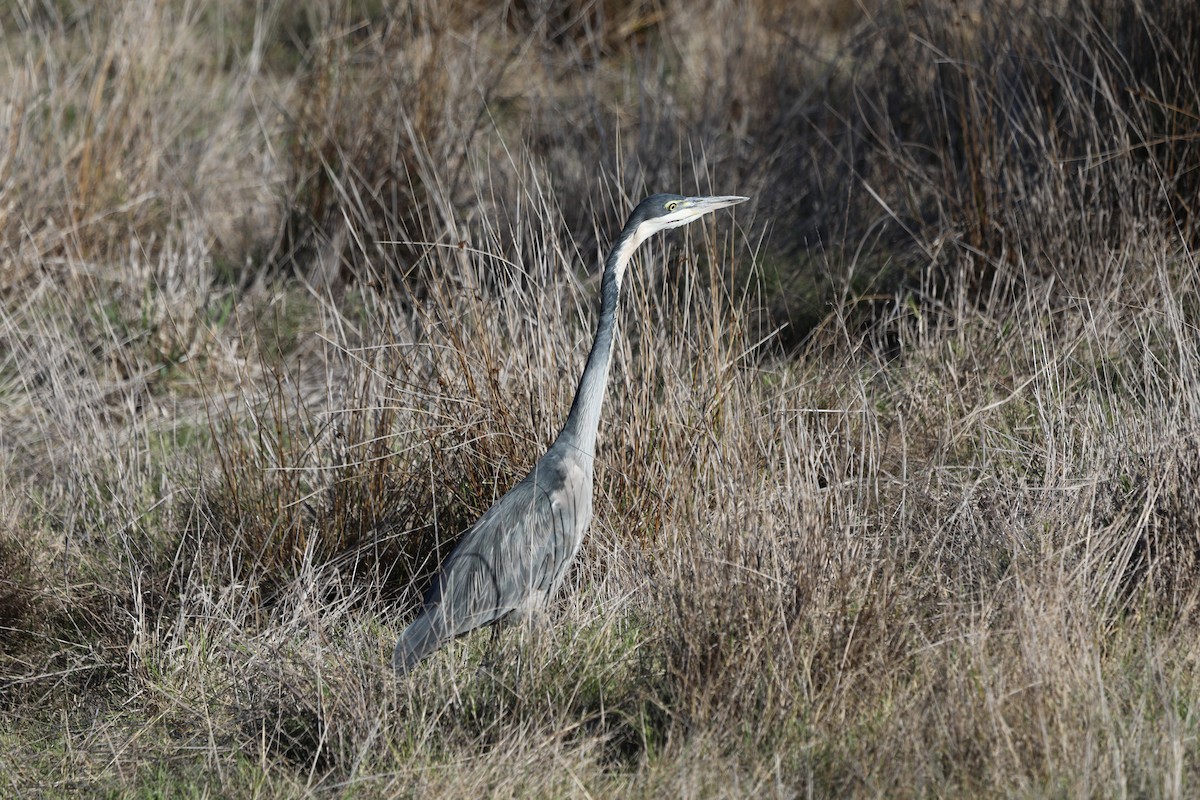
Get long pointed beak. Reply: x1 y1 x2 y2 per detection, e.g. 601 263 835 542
688 195 749 212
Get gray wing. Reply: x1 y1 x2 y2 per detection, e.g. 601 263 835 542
392 452 591 673
421 455 589 639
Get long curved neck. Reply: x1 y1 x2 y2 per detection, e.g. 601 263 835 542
557 224 645 460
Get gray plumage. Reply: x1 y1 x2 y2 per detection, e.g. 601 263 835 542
393 193 748 674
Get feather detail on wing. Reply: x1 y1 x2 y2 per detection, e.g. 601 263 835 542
393 451 592 676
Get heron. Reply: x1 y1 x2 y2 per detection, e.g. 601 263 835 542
393 193 748 674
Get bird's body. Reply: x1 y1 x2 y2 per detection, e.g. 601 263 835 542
393 444 591 671
393 193 747 674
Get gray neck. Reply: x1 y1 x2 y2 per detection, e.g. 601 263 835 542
556 225 642 460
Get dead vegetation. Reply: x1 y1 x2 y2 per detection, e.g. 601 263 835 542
2 0 1199 796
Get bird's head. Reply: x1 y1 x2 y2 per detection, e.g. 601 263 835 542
604 193 748 290
626 193 748 243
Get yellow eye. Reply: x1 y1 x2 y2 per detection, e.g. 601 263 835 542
666 201 679 211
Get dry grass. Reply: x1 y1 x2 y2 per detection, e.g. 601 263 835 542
2 0 1199 796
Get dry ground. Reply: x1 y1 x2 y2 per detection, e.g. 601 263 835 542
2 0 1199 796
